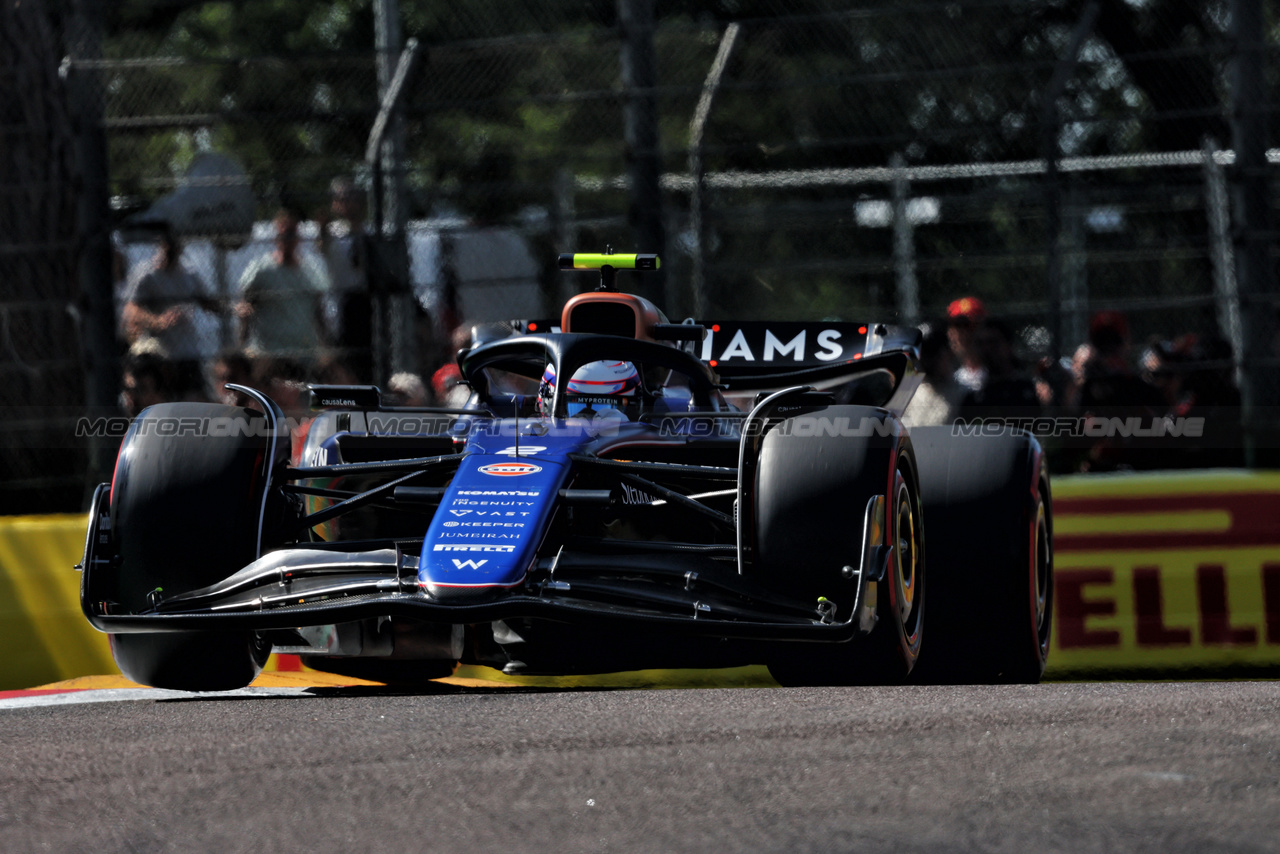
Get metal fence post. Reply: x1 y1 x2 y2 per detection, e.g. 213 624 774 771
67 0 118 489
374 0 413 382
1202 137 1242 385
553 168 578 308
890 153 919 327
1040 0 1100 366
1229 0 1278 466
618 0 666 306
688 22 741 319
1061 183 1088 352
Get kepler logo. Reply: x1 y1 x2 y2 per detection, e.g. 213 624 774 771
478 461 542 477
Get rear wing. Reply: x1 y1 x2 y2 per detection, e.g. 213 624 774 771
509 318 923 413
692 321 922 412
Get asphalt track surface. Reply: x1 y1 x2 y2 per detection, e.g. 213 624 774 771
1 679 1278 854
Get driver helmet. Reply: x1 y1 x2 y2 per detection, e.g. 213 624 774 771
538 360 640 420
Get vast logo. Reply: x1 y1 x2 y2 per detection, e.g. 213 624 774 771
478 461 542 477
451 558 488 570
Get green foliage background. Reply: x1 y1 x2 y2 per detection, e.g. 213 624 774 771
101 0 1251 330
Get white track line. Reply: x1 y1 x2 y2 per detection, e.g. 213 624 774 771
0 686 312 711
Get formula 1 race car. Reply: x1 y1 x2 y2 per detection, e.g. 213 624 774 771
78 252 1052 690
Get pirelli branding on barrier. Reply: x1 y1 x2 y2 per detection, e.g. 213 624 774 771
1050 471 1280 672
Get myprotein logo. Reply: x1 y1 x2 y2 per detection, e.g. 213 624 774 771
478 461 542 477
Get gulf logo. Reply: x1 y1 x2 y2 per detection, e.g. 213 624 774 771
478 461 543 477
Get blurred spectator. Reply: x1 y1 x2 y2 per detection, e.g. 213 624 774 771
313 353 360 387
430 324 474 407
320 177 376 380
955 319 1040 421
251 355 309 420
388 372 430 407
111 232 129 334
121 230 219 371
946 296 987 394
1061 342 1094 411
235 210 327 363
431 363 469 408
211 349 255 407
1141 334 1243 468
120 352 183 416
1076 310 1166 471
118 353 207 414
902 321 964 427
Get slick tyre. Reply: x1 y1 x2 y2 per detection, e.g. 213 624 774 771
107 402 282 691
755 406 924 686
908 427 1052 684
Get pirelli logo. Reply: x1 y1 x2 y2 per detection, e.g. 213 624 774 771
1049 473 1280 671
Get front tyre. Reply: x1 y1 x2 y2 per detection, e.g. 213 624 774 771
753 406 924 686
107 402 287 691
112 632 271 692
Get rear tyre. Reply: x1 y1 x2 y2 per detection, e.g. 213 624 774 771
755 406 924 686
107 402 284 691
908 427 1052 684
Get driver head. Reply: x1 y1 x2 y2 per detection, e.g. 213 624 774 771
538 360 640 421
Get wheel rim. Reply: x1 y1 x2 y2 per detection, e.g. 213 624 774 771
894 479 916 623
891 470 923 650
1032 497 1051 647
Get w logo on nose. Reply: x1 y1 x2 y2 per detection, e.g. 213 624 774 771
451 558 488 570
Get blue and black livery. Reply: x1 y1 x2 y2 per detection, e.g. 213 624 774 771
78 251 1053 689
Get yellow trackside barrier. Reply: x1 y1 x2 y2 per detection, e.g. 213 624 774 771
3 468 1280 690
1049 469 1280 675
0 515 114 691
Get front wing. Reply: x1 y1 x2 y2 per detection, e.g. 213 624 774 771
78 484 889 644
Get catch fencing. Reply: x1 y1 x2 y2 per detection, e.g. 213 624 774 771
4 0 1278 510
